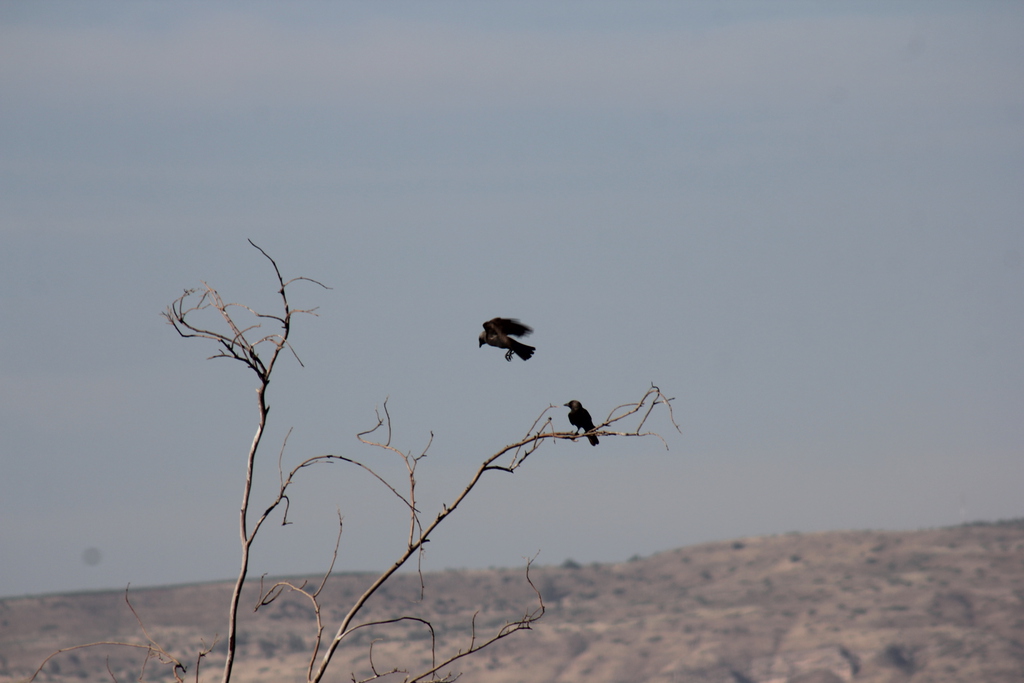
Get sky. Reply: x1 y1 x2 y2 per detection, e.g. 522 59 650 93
1 1 1022 599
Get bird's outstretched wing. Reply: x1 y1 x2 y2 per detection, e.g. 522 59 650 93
484 317 533 338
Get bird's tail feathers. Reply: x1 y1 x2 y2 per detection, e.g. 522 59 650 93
512 340 535 361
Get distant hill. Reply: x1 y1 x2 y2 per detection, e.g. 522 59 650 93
3 521 1023 683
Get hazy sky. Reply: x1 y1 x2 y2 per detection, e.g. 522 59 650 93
2 1 1022 599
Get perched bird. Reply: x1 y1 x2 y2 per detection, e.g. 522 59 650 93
479 317 535 361
564 400 599 446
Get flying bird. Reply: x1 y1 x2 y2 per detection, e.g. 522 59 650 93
479 317 535 361
564 400 599 446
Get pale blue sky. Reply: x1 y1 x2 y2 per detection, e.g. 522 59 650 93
1 1 1022 599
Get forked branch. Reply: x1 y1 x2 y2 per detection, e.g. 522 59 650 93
305 384 675 682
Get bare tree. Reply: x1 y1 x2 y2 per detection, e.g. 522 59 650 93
161 241 333 683
29 242 678 683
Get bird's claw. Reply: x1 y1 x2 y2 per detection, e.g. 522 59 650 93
505 349 514 362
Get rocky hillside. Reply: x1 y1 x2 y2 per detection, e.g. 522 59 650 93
2 521 1023 682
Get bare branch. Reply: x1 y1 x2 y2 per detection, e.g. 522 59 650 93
25 642 176 683
193 639 215 683
406 557 545 683
315 510 345 599
307 381 679 682
196 380 673 682
104 657 117 683
25 586 191 683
